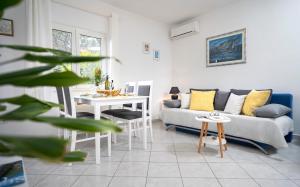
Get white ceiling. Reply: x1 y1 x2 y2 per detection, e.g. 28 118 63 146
97 0 239 24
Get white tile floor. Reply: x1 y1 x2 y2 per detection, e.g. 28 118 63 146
25 120 300 187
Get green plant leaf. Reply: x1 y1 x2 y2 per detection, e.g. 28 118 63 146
0 105 6 112
0 65 54 80
0 0 22 18
0 94 61 108
0 103 52 120
0 71 89 87
62 151 87 162
22 53 110 64
0 136 67 161
34 116 122 133
0 45 71 56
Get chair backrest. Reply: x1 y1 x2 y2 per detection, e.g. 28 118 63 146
125 82 136 94
55 86 74 117
137 81 153 112
56 87 65 114
63 87 73 116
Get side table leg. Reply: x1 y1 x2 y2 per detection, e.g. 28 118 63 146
217 123 224 158
203 122 208 147
221 124 227 151
198 122 205 153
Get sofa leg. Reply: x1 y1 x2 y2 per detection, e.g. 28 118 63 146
228 136 270 155
165 124 176 131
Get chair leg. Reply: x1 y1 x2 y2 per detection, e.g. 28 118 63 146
95 132 101 164
108 132 111 157
128 122 132 151
64 129 69 140
112 133 117 144
69 130 77 166
70 130 77 152
135 121 140 137
148 118 153 142
133 122 137 137
57 128 62 138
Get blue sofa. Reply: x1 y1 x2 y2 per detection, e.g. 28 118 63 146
164 93 294 154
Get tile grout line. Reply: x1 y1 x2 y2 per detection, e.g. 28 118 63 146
174 142 185 187
31 164 61 187
199 139 224 187
205 157 223 187
145 143 152 187
235 161 262 187
263 156 300 185
67 162 90 187
27 123 300 187
107 147 127 187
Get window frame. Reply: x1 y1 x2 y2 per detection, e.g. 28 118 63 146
52 23 108 89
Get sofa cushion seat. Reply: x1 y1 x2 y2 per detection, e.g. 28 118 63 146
161 107 293 148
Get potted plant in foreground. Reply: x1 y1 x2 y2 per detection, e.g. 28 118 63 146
0 0 122 186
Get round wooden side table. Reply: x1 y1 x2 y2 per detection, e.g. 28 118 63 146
195 115 231 158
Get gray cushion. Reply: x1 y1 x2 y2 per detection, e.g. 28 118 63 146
102 109 131 115
214 91 231 111
123 103 144 109
254 104 291 118
230 89 251 96
163 100 181 108
230 89 273 104
113 111 149 120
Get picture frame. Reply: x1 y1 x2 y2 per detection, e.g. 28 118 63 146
0 18 14 37
143 42 150 54
153 49 160 62
206 28 246 67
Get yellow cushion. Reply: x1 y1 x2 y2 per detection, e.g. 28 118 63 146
242 89 271 116
189 90 216 111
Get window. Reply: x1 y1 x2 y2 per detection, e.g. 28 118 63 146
52 29 72 71
52 29 72 53
52 24 107 87
78 34 101 84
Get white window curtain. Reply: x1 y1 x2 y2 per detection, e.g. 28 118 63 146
25 0 52 99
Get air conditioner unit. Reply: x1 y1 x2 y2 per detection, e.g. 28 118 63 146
170 21 199 40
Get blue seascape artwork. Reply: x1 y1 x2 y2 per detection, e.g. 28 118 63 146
208 32 244 65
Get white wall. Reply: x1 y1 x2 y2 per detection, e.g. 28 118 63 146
51 2 108 34
0 1 26 96
171 0 300 133
53 0 173 119
115 10 172 119
0 1 58 136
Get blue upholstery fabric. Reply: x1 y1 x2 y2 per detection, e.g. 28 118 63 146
270 93 293 118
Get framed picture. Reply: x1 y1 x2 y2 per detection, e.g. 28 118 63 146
0 18 14 37
206 28 246 67
153 49 160 62
143 42 150 54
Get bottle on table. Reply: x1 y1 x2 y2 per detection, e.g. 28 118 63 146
111 80 114 90
105 75 110 90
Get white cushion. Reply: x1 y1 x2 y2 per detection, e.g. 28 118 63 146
180 93 191 109
224 93 246 115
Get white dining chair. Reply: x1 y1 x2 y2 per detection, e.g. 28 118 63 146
102 80 154 150
56 87 112 163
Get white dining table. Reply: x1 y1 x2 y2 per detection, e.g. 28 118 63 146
73 95 149 164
